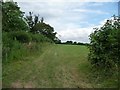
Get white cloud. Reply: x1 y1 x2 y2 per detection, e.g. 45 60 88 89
57 25 95 43
10 1 116 43
94 17 111 28
73 9 109 15
57 18 111 43
12 0 118 2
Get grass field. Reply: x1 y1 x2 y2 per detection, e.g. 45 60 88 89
2 44 117 88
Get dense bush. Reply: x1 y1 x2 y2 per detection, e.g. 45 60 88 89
30 33 53 43
9 31 31 43
88 16 120 74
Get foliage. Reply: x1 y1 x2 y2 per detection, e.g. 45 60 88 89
2 32 26 63
25 12 58 42
32 22 57 41
2 1 56 63
59 41 88 46
65 41 73 44
88 15 120 74
30 33 53 43
9 31 32 43
54 37 61 44
25 12 34 29
2 1 29 32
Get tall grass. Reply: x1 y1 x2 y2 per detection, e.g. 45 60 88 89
2 31 53 64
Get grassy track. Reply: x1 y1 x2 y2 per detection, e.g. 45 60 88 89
2 44 116 88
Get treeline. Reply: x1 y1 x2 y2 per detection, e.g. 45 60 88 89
58 41 89 46
2 1 60 63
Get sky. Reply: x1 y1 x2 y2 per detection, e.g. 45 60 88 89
13 0 118 43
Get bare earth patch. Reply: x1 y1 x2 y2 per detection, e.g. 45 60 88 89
11 81 23 88
11 81 35 88
23 81 35 88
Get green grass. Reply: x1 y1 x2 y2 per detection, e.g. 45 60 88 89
2 44 118 88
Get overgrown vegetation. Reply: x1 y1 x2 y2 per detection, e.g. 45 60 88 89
88 15 120 87
2 0 119 88
2 1 59 63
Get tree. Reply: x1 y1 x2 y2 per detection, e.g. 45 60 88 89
25 12 40 29
2 1 29 32
34 15 39 25
25 12 59 42
54 37 61 44
65 41 73 44
73 42 77 45
88 15 120 74
32 22 57 41
41 17 44 23
25 12 34 29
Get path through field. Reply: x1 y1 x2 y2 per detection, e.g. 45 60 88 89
3 45 94 88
